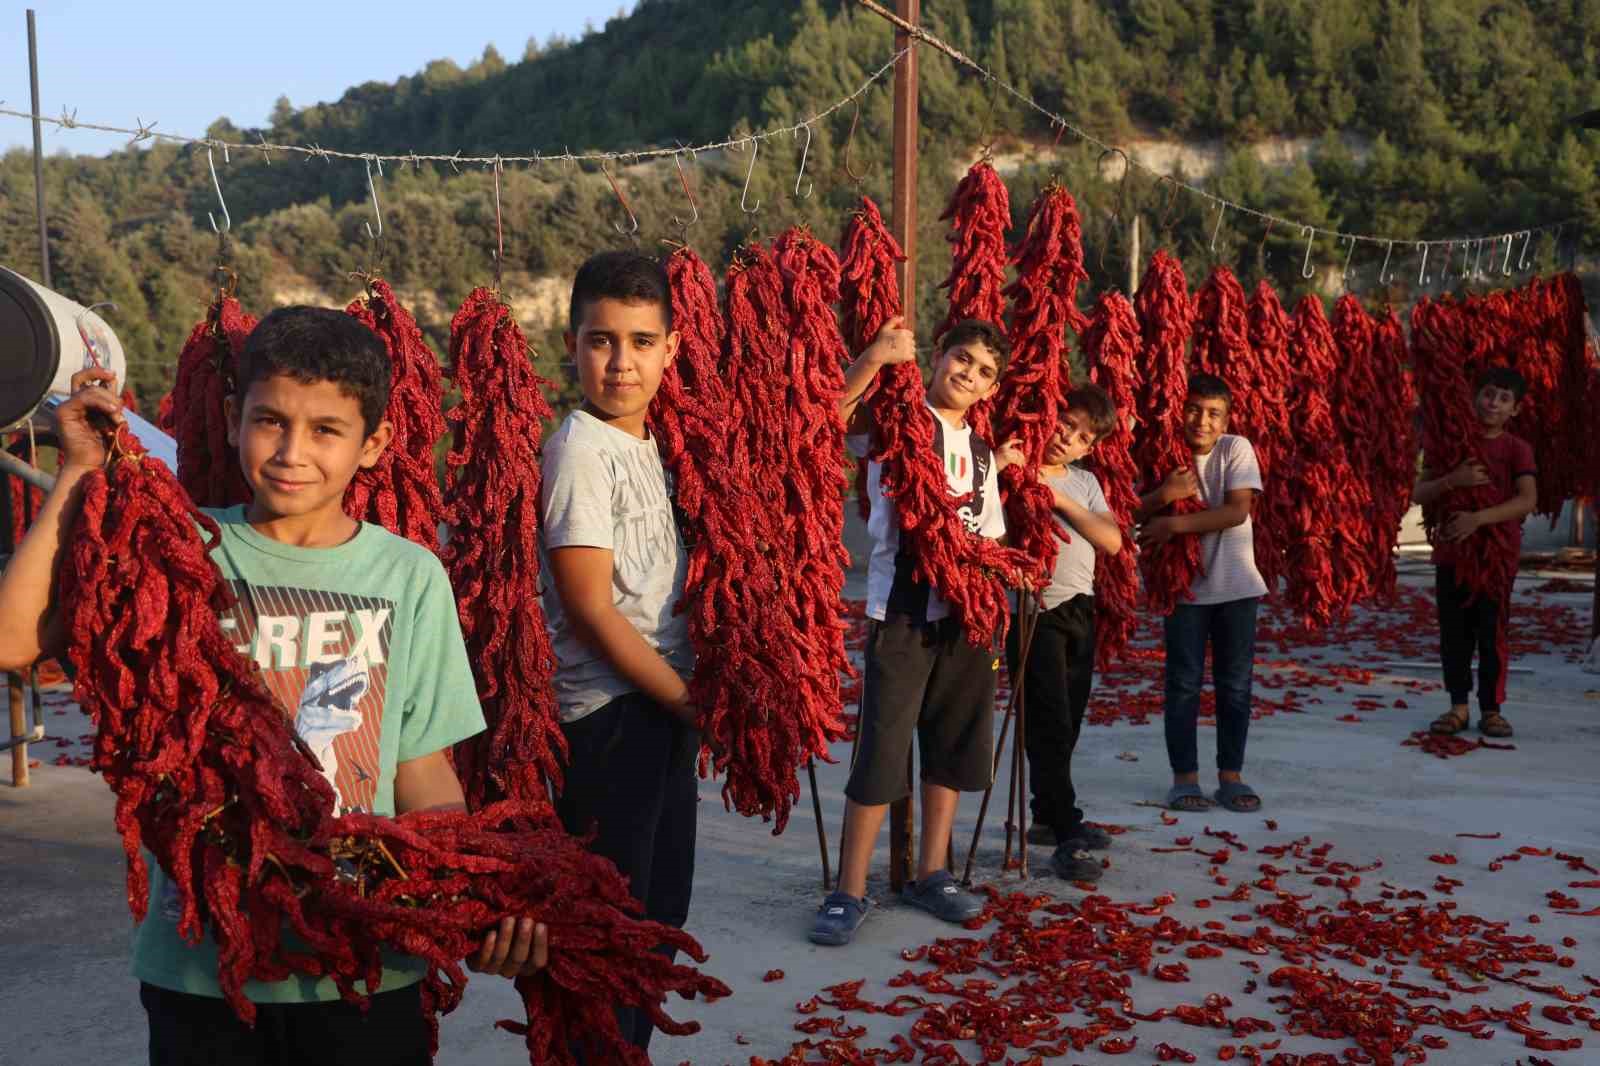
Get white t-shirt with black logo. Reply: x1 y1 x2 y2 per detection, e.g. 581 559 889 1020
848 402 1007 623
1184 433 1268 606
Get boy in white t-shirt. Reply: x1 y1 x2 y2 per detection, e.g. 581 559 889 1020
810 319 1022 947
1136 373 1267 814
1010 385 1125 882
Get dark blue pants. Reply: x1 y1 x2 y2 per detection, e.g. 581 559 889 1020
1163 597 1259 775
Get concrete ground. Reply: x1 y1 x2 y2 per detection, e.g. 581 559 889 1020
3 542 1598 1065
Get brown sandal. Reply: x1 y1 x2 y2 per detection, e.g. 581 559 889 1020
1430 707 1470 735
1479 712 1514 738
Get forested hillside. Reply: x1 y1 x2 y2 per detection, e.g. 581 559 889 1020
2 0 1598 407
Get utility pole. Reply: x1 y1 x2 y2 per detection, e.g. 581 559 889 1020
28 9 51 287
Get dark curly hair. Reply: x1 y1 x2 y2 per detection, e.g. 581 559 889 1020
237 306 391 434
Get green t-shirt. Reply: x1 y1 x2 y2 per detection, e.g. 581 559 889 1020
131 506 486 1002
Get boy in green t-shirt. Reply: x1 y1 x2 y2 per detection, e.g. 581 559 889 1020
0 307 546 1065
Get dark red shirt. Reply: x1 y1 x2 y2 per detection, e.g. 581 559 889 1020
1432 431 1537 566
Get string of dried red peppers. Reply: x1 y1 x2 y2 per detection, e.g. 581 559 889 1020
168 294 256 507
344 277 447 550
442 286 563 810
935 159 1012 444
58 427 727 1066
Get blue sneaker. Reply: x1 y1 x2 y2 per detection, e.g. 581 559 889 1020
808 891 870 946
902 869 985 923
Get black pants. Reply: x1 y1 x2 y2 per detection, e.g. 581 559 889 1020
556 691 698 1056
142 982 429 1066
1006 596 1095 839
1436 565 1509 714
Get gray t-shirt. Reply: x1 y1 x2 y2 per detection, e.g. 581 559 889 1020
539 410 693 722
1184 433 1268 606
1040 466 1111 609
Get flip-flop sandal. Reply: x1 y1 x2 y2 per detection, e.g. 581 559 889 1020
1430 708 1470 735
1166 783 1212 812
1479 713 1514 738
1213 780 1262 812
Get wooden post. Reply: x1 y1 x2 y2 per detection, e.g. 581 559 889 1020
887 0 920 894
1129 215 1141 293
28 10 51 288
9 671 28 788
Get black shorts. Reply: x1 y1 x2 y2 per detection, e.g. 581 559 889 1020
141 981 430 1066
844 614 1000 805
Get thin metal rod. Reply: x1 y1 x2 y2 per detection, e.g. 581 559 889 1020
961 598 1039 886
807 758 831 891
27 10 50 288
0 450 56 493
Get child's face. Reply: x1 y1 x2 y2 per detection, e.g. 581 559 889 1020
1043 408 1098 466
926 341 1001 414
1473 384 1521 430
227 373 391 523
564 297 679 426
1182 394 1230 452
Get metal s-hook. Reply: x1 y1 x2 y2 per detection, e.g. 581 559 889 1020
1340 235 1357 287
601 161 639 236
976 76 1001 158
1379 240 1396 285
206 146 231 234
793 124 814 200
670 152 700 234
490 157 504 292
739 138 762 215
1501 233 1517 277
1209 201 1226 253
363 156 384 244
1096 147 1130 273
1517 229 1535 271
1156 175 1180 232
1257 218 1276 271
1300 226 1317 279
1470 236 1485 280
842 100 866 186
1417 241 1431 286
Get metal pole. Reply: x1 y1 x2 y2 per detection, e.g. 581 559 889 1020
27 10 52 288
886 0 920 896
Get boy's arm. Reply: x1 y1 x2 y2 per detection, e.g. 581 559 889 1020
1414 459 1487 507
839 316 916 427
1134 467 1199 524
1050 486 1123 554
1442 473 1537 542
547 546 696 723
1140 489 1254 548
0 370 124 671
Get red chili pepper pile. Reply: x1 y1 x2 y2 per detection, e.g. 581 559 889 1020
720 236 850 828
442 287 563 809
169 294 257 507
1243 282 1297 597
57 427 727 1065
991 181 1091 588
1133 251 1204 614
1410 295 1519 602
344 278 447 550
842 198 1032 645
935 159 1012 444
1281 296 1362 628
1080 291 1144 667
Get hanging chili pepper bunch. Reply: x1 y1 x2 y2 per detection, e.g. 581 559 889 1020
717 237 849 828
1081 291 1144 667
57 427 728 1065
344 277 447 551
1243 282 1298 597
1132 251 1204 615
936 159 1012 444
1411 296 1520 601
843 197 1030 644
169 294 257 507
992 182 1092 589
1365 309 1419 602
1328 296 1384 613
442 286 562 811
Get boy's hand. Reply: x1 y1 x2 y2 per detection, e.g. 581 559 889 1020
1446 460 1489 491
1159 467 1200 506
1138 516 1177 549
54 369 125 472
470 916 548 978
995 437 1025 471
862 316 917 370
1442 510 1484 542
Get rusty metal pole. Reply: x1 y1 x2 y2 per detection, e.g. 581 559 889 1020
28 10 52 288
886 0 920 895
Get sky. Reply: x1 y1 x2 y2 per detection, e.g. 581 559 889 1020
0 1 636 154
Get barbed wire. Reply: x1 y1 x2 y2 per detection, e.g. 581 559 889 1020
851 0 1579 278
0 48 907 170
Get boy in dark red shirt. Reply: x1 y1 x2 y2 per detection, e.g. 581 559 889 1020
1413 366 1538 739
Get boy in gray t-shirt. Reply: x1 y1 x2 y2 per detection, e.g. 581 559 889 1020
1007 385 1127 884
